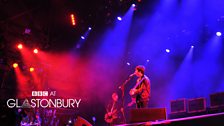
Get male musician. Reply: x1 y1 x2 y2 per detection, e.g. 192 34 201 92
129 65 151 108
105 92 124 125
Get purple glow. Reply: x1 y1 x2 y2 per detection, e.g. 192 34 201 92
24 28 31 34
92 116 96 122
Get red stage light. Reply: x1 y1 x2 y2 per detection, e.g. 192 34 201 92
29 67 34 72
17 44 23 49
70 14 76 26
33 49 38 54
13 63 18 68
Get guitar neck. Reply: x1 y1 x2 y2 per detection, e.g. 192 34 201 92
110 101 115 113
133 76 145 89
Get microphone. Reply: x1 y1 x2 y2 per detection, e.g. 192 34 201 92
129 73 135 78
119 73 135 89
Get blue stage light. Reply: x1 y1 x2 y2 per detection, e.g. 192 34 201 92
166 49 170 53
117 16 122 21
216 32 222 37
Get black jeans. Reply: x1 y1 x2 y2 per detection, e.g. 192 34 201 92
136 100 148 108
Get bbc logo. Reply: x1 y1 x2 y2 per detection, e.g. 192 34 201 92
32 91 48 96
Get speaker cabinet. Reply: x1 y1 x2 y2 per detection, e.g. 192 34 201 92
210 92 224 108
74 116 92 126
170 98 186 114
188 97 206 113
130 108 167 123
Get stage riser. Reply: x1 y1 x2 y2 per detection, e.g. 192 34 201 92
121 114 224 126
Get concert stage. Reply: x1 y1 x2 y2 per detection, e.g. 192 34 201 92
1 0 224 125
115 112 224 126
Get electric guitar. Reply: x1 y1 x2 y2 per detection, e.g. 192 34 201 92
129 75 146 97
104 109 118 123
104 104 130 123
104 101 118 123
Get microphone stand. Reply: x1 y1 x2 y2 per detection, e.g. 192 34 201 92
119 76 132 124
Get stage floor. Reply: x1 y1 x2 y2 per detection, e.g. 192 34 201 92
115 112 224 126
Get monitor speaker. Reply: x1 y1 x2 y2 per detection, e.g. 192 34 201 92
74 116 92 126
130 108 167 123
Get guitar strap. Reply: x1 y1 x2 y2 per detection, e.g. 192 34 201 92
132 75 146 89
132 75 150 97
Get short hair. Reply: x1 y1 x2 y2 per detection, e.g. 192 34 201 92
135 65 145 74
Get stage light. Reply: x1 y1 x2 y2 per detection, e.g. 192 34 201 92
13 63 18 68
29 67 34 72
132 4 136 7
68 120 72 124
117 16 122 21
166 49 170 53
70 14 76 26
92 116 96 122
216 32 222 37
81 36 85 40
24 28 31 34
33 49 38 54
17 44 23 49
88 27 92 30
146 59 149 62
191 45 194 48
127 62 130 65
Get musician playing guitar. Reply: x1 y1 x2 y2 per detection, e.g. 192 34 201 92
129 65 151 108
105 92 124 125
